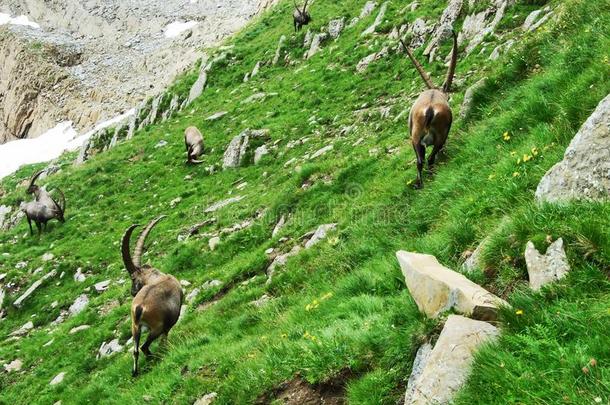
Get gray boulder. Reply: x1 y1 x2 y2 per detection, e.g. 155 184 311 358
328 18 346 39
222 129 269 169
525 238 570 291
460 78 487 119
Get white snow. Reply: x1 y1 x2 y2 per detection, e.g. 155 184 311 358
0 13 40 29
0 109 135 180
164 21 198 38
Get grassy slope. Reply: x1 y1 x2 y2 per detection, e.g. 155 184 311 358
1 0 609 404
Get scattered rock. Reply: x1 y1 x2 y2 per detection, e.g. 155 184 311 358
408 18 430 49
361 2 388 36
272 215 286 238
188 54 211 104
202 280 223 289
186 288 201 304
309 145 333 160
69 294 89 316
69 325 91 334
404 315 499 405
396 251 506 321
50 372 66 386
97 339 124 359
404 343 433 400
254 145 269 164
0 205 12 230
94 280 111 293
42 253 55 261
209 236 221 251
154 140 168 148
206 111 228 121
267 245 302 284
524 238 570 291
423 0 463 60
3 359 23 373
204 196 245 213
522 9 543 31
460 78 487 119
272 35 287 65
489 39 514 60
10 321 34 337
242 92 267 104
223 128 269 168
194 392 217 405
360 1 377 19
356 47 389 72
13 270 57 308
74 268 86 282
328 18 345 39
461 236 489 272
463 0 509 54
306 33 329 59
251 294 271 308
304 224 337 249
303 29 314 48
536 93 610 203
170 197 182 208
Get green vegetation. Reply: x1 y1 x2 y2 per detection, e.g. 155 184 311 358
1 0 609 404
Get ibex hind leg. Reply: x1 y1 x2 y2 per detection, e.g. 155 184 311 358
132 324 141 377
141 330 163 357
413 144 426 189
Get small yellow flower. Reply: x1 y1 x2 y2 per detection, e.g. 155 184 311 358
510 151 517 156
502 132 511 141
513 172 520 177
281 333 288 339
523 154 532 162
515 309 524 315
531 147 539 156
321 292 333 300
517 158 521 165
488 174 496 180
406 179 414 186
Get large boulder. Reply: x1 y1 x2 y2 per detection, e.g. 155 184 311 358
524 238 570 291
536 94 610 203
306 33 329 59
404 315 499 405
222 129 269 169
361 2 388 36
460 78 487 119
396 251 506 321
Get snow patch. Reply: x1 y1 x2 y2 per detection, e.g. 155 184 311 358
164 21 198 38
0 13 40 29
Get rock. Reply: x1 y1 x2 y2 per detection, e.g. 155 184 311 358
223 128 269 168
50 372 66 386
309 145 333 160
1 208 24 231
404 343 433 400
304 224 337 249
10 321 34 337
209 237 221 251
206 111 228 121
13 270 57 308
423 0 463 59
524 238 570 291
306 33 329 59
489 39 514 60
356 47 389 73
536 93 610 203
69 294 89 316
409 18 430 49
0 287 4 313
254 145 269 164
97 339 123 359
460 78 487 119
241 92 267 104
272 215 286 237
186 288 201 304
4 359 23 372
251 294 271 308
15 261 27 269
360 1 377 18
522 9 543 31
328 18 345 39
361 2 388 36
94 280 111 293
396 251 506 321
180 280 191 287
267 245 302 284
272 35 287 65
154 140 168 148
194 392 217 405
250 61 261 79
527 10 553 32
202 280 223 289
170 197 182 208
303 29 314 48
74 268 86 282
41 253 54 261
0 205 12 229
404 315 499 405
188 54 211 104
69 324 91 334
204 196 245 213
463 0 508 54
461 236 489 272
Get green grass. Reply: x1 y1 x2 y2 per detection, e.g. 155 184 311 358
1 0 609 404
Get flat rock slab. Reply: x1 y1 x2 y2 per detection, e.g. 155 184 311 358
396 251 506 321
405 315 499 405
525 238 570 291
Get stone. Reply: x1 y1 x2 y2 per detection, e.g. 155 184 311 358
204 196 245 213
309 145 333 160
409 18 429 49
97 339 123 359
206 111 228 121
460 78 487 119
250 61 261 79
528 10 553 32
396 251 506 321
209 236 221 251
306 33 329 59
272 35 287 65
404 315 499 405
10 321 34 337
303 29 314 48
94 280 111 293
361 2 388 36
194 392 218 405
356 47 389 73
423 0 463 59
304 224 337 249
0 205 12 229
254 145 269 164
536 94 610 203
272 215 286 238
464 0 508 54
188 54 211 104
461 236 489 272
266 245 302 284
186 288 201 304
223 128 269 168
50 372 66 386
202 280 223 289
522 9 543 31
13 270 57 308
42 252 55 261
360 1 377 19
489 39 514 61
251 294 271 308
69 294 89 316
170 197 182 208
154 140 168 148
525 239 570 291
328 18 345 39
74 268 86 282
404 343 433 400
69 324 91 334
0 287 4 313
4 359 23 372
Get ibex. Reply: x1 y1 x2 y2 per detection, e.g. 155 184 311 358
20 198 65 236
27 170 65 215
121 216 183 376
400 31 458 189
293 0 311 32
184 126 204 164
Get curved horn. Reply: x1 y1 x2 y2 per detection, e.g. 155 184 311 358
27 170 44 193
302 0 309 12
133 215 167 268
122 224 140 275
399 38 437 90
54 188 66 220
442 31 459 94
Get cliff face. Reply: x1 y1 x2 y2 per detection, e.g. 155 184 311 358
0 0 278 143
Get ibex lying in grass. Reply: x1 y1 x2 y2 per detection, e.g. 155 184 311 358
400 31 458 189
20 198 65 236
121 216 183 376
27 169 65 216
184 126 204 164
293 0 312 32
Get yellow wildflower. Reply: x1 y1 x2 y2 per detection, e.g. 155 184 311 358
515 309 524 315
513 172 520 177
488 174 496 180
502 132 511 141
523 154 532 162
531 147 539 156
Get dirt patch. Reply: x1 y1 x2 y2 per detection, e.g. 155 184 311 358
256 370 353 405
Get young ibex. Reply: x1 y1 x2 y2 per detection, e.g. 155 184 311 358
400 31 458 189
27 170 65 215
121 216 183 376
184 126 204 164
293 0 311 32
20 197 65 236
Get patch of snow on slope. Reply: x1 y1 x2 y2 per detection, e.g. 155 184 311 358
0 13 40 29
164 21 198 38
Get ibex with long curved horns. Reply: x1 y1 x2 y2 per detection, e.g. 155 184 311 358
121 216 183 376
184 126 204 164
26 170 66 219
400 31 458 189
20 196 65 236
293 0 312 32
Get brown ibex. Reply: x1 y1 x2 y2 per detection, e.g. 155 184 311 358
293 0 312 32
400 31 458 189
121 216 183 376
27 170 65 217
20 197 65 236
184 126 204 164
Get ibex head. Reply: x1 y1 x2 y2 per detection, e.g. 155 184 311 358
121 216 166 297
26 170 44 195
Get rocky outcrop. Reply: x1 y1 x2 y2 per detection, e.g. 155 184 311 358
525 239 570 291
13 269 57 308
328 18 345 39
460 0 510 55
423 0 463 60
306 33 328 59
404 315 499 405
222 129 269 169
361 2 387 36
396 251 506 321
460 77 487 119
536 94 610 203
